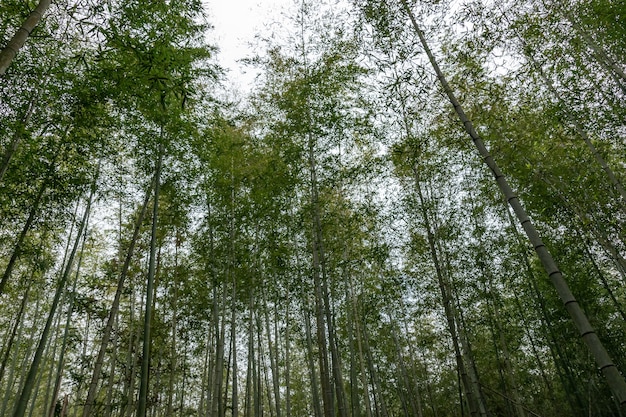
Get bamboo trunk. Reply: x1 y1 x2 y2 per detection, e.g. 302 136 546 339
47 234 88 417
0 0 52 75
399 0 626 406
11 167 97 417
136 144 164 417
0 170 48 294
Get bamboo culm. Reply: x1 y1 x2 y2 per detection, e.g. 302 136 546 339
398 0 626 406
82 177 155 417
11 167 98 417
136 143 164 417
0 0 52 76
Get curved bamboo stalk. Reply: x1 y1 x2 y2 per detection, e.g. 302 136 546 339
0 0 52 76
398 0 626 407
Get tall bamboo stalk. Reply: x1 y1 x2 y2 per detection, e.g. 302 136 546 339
11 165 98 417
0 0 52 75
398 0 626 406
136 143 164 417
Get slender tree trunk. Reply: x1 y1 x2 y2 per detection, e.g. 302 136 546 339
212 297 226 417
227 167 238 417
179 343 188 415
321 272 347 417
0 97 36 183
324 290 347 417
505 203 586 413
301 13 338 408
61 396 68 417
284 287 291 417
400 311 438 417
263 289 282 417
481 282 512 415
245 294 254 417
47 232 88 417
307 130 347 417
468 197 526 416
255 312 263 417
28 305 62 417
136 143 164 417
204 316 216 417
516 304 551 394
166 269 179 417
398 0 626 406
259 312 276 417
436 233 489 417
583 241 626 322
313 194 348 417
131 290 144 417
348 275 373 417
231 283 239 417
223 328 232 417
252 312 260 417
0 170 48 295
102 314 118 417
165 237 181 416
390 324 423 417
347 308 360 417
303 303 323 417
203 202 217 417
85 179 153 417
361 320 389 417
0 277 31 384
41 287 66 417
3 288 49 415
199 327 211 417
0 292 40 417
394 61 480 414
486 278 526 417
0 0 52 75
308 166 334 417
412 166 478 416
72 312 91 417
452 296 489 417
310 237 334 417
290 221 322 417
123 266 139 417
11 168 97 417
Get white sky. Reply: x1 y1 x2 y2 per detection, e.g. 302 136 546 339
203 0 294 91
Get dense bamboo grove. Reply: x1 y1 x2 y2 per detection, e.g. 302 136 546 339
1 0 625 416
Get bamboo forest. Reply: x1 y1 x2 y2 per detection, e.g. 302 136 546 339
1 0 626 416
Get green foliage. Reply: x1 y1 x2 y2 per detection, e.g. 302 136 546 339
0 1 625 416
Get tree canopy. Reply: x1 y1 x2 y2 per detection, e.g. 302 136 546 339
0 0 625 416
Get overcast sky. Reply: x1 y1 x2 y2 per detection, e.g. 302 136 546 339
204 0 295 90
